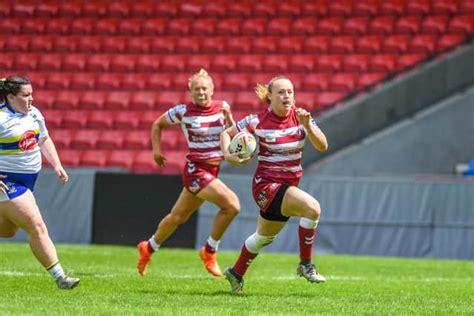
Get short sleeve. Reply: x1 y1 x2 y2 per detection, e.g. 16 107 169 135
30 106 48 138
236 114 258 134
165 103 187 125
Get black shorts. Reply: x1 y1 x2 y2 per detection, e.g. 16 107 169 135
259 184 290 222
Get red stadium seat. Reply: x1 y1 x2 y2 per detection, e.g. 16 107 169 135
395 16 422 34
303 36 330 53
410 35 437 53
117 18 142 35
317 54 343 72
292 17 318 35
357 72 386 88
432 0 459 15
160 55 188 72
131 2 156 18
110 55 137 72
301 1 329 16
130 92 158 111
45 73 71 90
70 130 99 150
383 35 410 53
212 55 238 72
139 110 162 130
23 18 49 34
369 54 397 72
459 1 474 13
127 36 153 54
353 0 380 16
216 18 241 35
226 36 252 54
187 54 212 72
61 110 88 128
301 73 330 91
0 18 22 34
369 16 396 34
141 18 167 35
87 111 115 129
96 74 122 90
12 3 36 17
0 52 14 70
448 15 474 34
41 109 63 129
108 2 130 18
175 36 201 53
14 54 38 70
157 92 186 108
397 53 426 68
330 36 356 53
238 54 264 72
343 17 370 35
234 92 260 110
96 130 125 150
203 2 227 17
123 130 151 150
69 17 95 35
214 91 236 106
288 55 316 72
57 149 81 168
223 73 250 91
49 129 75 149
86 54 112 72
318 17 344 34
179 2 202 17
252 36 278 53
406 0 431 15
344 54 370 72
263 55 289 72
167 18 193 35
95 18 119 35
53 36 78 53
70 73 96 90
132 151 160 174
114 111 141 130
241 18 267 36
31 35 55 53
227 2 252 17
37 55 62 71
107 150 136 170
45 18 71 34
279 36 304 53
437 34 465 50
317 92 344 110
104 91 130 111
328 0 353 16
278 2 302 16
59 2 82 17
80 91 107 110
253 1 278 17
200 36 226 53
267 18 292 35
122 73 148 90
356 35 383 53
146 74 173 90
80 150 108 168
102 36 126 53
192 18 218 35
0 2 12 17
36 2 59 17
379 0 405 15
27 73 47 90
330 72 357 92
136 55 161 72
62 54 87 71
421 15 449 34
5 35 29 52
82 2 107 17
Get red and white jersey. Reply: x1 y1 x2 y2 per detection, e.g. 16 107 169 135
236 107 317 181
165 100 228 162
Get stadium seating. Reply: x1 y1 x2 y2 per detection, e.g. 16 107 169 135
4 0 470 174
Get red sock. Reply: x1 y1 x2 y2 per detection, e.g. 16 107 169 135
233 244 258 277
299 226 316 261
204 242 216 254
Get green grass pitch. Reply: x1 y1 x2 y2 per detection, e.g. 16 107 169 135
0 243 473 315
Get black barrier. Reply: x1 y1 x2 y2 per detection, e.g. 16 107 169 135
92 173 197 248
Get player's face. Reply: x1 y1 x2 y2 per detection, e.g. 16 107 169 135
269 79 295 116
8 84 33 114
190 77 214 107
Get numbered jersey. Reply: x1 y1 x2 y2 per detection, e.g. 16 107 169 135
165 100 228 162
236 107 317 181
0 103 48 173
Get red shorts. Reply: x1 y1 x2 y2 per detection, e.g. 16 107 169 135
252 175 300 212
182 161 220 195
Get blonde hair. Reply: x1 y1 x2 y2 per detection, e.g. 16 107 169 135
188 68 214 90
255 76 290 104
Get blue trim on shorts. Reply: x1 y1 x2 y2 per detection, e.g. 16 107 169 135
0 171 38 200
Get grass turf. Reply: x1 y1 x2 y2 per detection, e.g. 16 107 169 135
0 243 473 315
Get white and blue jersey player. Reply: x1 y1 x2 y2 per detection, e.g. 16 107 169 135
0 76 79 289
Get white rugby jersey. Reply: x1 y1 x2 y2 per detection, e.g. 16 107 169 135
165 100 228 162
0 103 48 173
236 107 317 180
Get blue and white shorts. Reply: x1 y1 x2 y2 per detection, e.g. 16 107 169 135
0 172 38 202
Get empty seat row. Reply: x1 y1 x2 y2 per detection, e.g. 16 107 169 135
1 15 472 36
2 51 432 74
5 1 474 19
50 149 186 175
1 33 467 55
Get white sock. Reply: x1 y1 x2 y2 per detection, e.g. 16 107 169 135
300 218 319 229
206 236 220 251
47 262 65 280
149 235 160 251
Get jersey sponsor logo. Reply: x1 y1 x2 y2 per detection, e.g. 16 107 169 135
257 190 267 207
188 179 200 193
18 130 37 152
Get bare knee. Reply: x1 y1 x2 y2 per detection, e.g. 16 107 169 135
27 221 49 239
221 193 240 216
303 200 321 221
169 212 190 226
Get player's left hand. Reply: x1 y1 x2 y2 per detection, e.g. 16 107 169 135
54 166 69 185
296 107 312 126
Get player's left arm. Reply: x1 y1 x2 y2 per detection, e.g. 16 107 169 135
296 108 328 152
222 101 235 129
39 136 69 184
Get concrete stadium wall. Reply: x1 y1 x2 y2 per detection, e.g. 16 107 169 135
307 86 474 175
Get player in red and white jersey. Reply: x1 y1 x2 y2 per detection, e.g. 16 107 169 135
137 69 240 278
220 76 329 293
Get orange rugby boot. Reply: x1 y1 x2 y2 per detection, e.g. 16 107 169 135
137 241 152 276
199 246 223 277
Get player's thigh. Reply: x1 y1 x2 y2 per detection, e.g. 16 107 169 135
169 188 205 220
197 178 240 211
0 213 19 237
256 215 287 236
0 190 45 234
280 186 320 219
